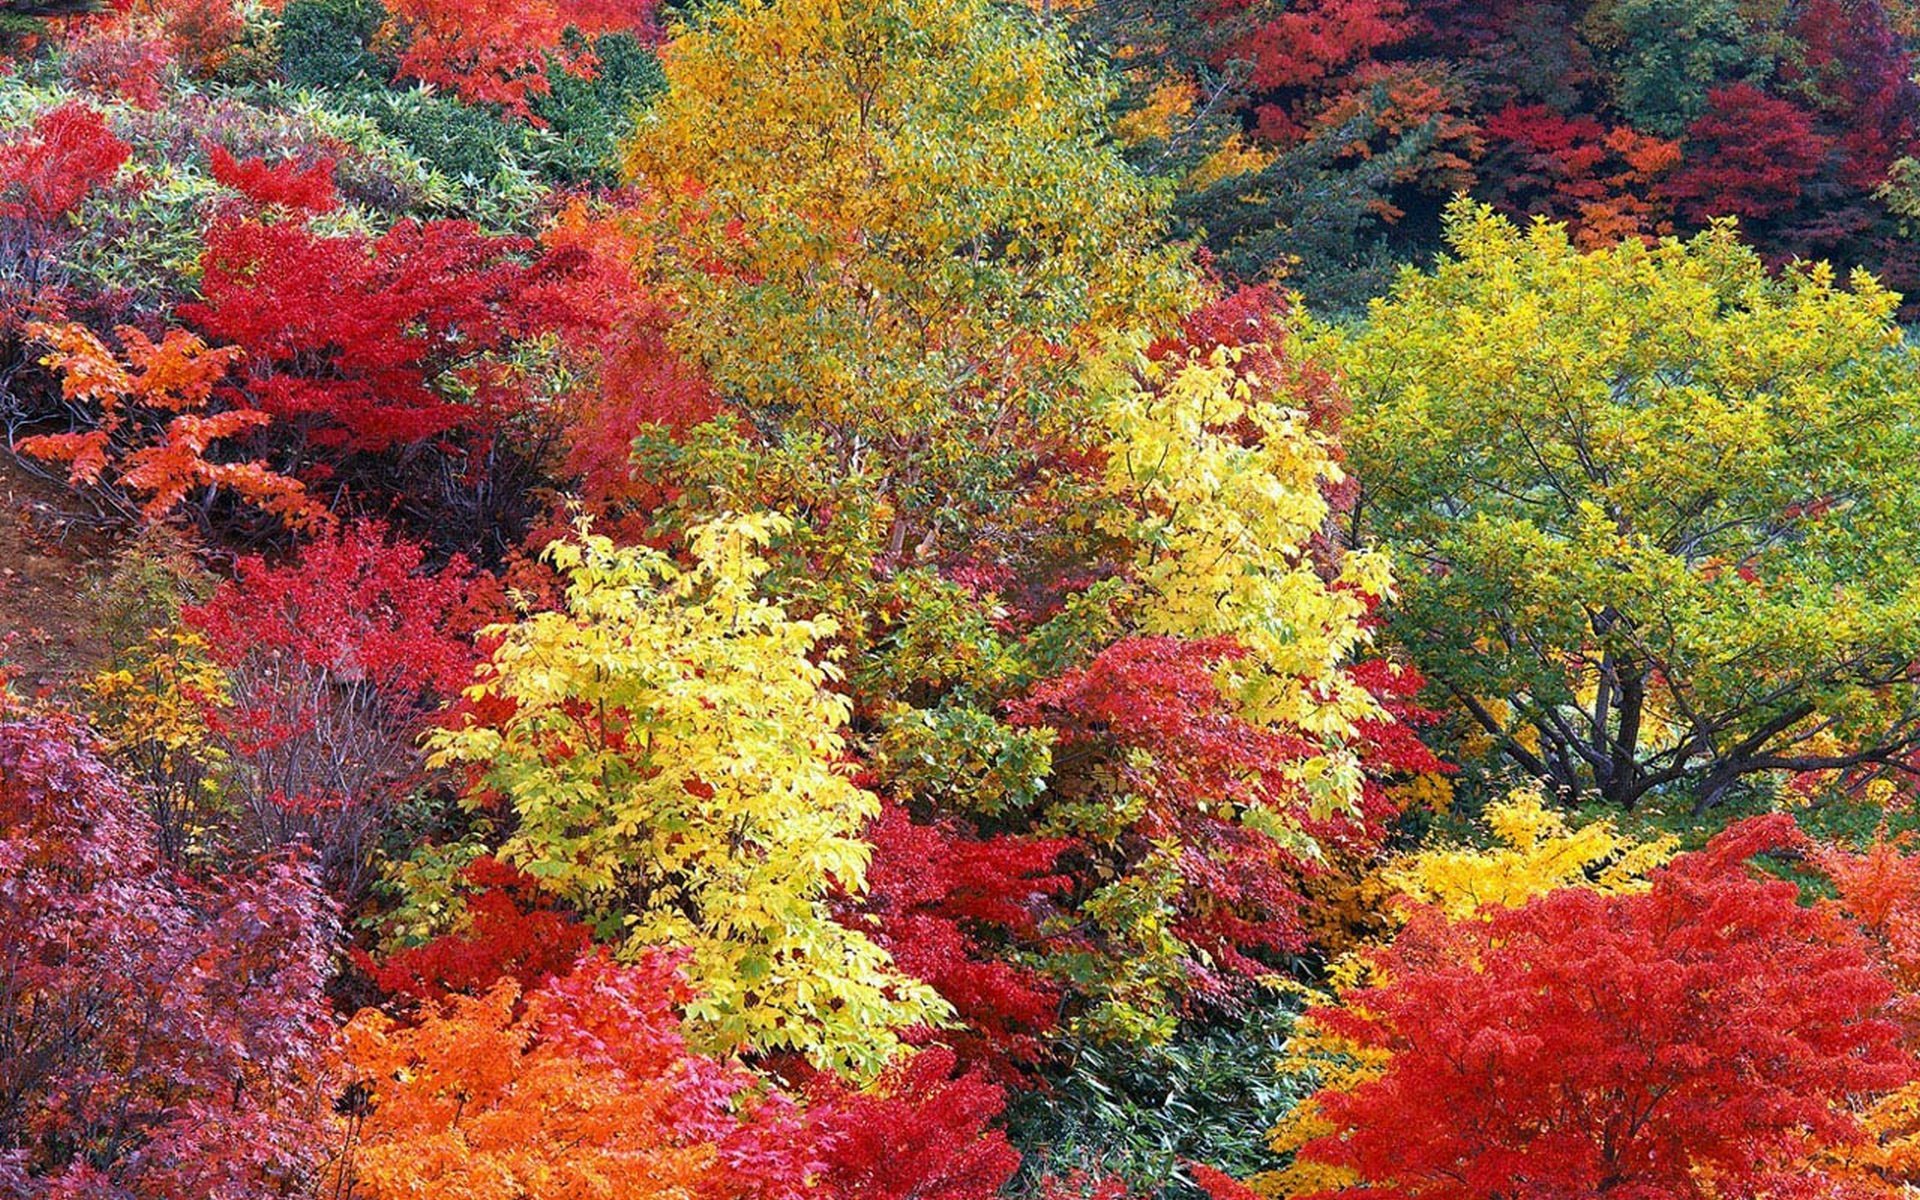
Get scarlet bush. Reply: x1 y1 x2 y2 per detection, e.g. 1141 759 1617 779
0 102 129 321
359 855 594 1002
183 521 480 895
206 144 341 213
184 215 567 455
0 102 128 225
384 0 661 118
857 804 1070 1077
808 1046 1022 1200
1289 817 1912 1198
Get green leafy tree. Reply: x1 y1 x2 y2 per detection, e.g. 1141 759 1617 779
1329 200 1920 811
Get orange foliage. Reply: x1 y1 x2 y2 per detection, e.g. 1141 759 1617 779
337 954 812 1200
13 321 324 531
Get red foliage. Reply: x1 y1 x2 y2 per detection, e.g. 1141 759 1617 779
1224 0 1416 96
536 200 721 525
359 855 594 1001
1292 817 1912 1198
1320 654 1447 856
183 522 481 894
0 711 337 1198
0 102 128 225
856 805 1070 1078
59 23 171 108
1014 636 1323 992
807 1046 1022 1200
152 0 246 77
1787 0 1920 190
207 145 341 214
1187 1162 1263 1200
184 216 568 454
1010 633 1444 1007
1810 828 1920 991
1480 103 1680 243
1660 85 1830 226
385 0 661 118
1154 285 1348 437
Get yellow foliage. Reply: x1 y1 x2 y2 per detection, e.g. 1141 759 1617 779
623 0 1189 433
1382 786 1677 921
1186 133 1275 192
1113 79 1199 146
1095 341 1390 818
429 514 947 1077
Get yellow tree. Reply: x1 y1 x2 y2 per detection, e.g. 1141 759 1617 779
428 514 947 1077
1381 786 1677 920
622 0 1192 565
1093 339 1393 817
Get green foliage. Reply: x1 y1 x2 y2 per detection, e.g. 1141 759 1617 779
1583 0 1771 137
1169 84 1444 315
528 31 663 183
1331 200 1920 811
1008 1002 1305 1198
278 0 386 90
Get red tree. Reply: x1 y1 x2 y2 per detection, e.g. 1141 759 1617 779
855 804 1070 1078
183 521 481 895
807 1046 1022 1200
184 216 568 455
357 855 595 1002
384 0 661 118
207 145 341 214
1291 817 1912 1198
1660 84 1830 226
0 103 129 321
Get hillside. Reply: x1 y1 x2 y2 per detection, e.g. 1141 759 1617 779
8 2 1920 1198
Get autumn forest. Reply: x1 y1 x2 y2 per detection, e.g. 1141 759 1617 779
8 0 1920 1196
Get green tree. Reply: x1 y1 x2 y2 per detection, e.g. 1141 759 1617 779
1328 200 1920 811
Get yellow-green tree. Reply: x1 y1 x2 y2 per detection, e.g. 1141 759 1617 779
1328 200 1920 812
428 514 947 1077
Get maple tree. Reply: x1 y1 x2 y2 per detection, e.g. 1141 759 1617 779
807 1046 1022 1200
358 854 595 1002
382 0 660 118
1272 817 1912 1198
1331 201 1920 811
0 101 128 322
14 320 322 531
336 952 814 1200
853 804 1070 1077
182 520 479 895
184 214 568 455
